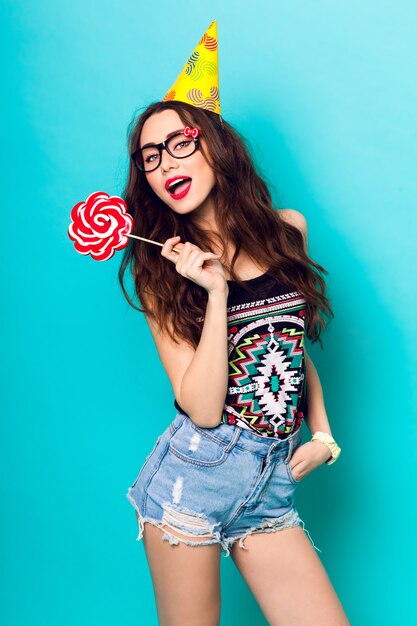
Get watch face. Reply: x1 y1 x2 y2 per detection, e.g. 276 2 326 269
319 434 335 443
313 433 334 443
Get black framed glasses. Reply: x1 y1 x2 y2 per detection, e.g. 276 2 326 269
131 127 201 173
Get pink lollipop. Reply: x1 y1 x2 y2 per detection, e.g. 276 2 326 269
68 191 181 261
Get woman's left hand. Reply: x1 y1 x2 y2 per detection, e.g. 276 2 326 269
289 441 332 481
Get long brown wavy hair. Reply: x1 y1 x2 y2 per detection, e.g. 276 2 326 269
118 100 334 349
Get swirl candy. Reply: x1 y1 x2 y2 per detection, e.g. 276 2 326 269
68 191 133 261
68 191 181 261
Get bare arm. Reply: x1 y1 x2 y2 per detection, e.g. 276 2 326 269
142 237 229 430
179 288 229 428
304 350 333 438
281 209 334 457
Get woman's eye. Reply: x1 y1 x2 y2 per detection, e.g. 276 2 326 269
144 154 158 163
174 140 191 150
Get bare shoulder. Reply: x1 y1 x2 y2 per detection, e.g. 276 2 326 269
140 291 195 408
279 208 307 234
279 208 308 253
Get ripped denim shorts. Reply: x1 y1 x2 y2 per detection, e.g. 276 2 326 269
126 411 321 558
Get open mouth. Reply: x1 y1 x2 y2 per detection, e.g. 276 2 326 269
166 177 192 199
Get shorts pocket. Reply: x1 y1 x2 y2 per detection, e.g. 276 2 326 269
285 460 302 484
168 417 229 467
285 434 303 484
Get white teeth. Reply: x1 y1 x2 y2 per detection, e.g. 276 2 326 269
168 178 188 190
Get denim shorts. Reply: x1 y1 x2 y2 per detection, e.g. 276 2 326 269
126 411 321 558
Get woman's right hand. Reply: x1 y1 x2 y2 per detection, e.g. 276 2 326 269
161 236 228 295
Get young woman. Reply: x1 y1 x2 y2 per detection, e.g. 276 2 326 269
121 100 350 626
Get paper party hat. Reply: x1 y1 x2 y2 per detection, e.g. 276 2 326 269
162 20 221 115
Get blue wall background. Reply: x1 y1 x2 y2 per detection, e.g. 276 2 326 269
1 1 416 624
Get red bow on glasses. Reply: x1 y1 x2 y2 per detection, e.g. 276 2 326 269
183 126 199 138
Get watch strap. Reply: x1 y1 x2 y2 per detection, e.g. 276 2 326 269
311 432 341 465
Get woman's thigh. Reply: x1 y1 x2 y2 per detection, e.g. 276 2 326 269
230 525 350 626
142 519 222 626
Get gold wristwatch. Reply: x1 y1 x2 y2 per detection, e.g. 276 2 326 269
311 431 341 465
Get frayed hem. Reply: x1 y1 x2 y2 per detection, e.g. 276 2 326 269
125 490 233 557
125 494 321 558
298 517 322 553
223 508 322 553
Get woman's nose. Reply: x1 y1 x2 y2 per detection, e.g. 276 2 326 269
160 148 178 172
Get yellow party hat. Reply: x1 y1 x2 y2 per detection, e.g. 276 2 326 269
162 20 221 115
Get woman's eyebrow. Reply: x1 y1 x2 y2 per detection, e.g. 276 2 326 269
141 128 183 149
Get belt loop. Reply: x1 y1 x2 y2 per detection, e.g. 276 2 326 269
225 425 242 451
285 434 294 462
169 411 185 434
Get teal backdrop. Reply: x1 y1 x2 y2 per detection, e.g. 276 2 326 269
1 1 416 624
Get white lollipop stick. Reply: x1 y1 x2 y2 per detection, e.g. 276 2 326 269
126 233 181 253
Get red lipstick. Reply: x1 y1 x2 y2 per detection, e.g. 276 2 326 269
165 176 192 200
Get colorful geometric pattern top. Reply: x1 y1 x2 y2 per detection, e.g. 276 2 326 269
174 271 308 441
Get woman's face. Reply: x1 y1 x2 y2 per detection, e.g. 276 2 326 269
139 109 216 217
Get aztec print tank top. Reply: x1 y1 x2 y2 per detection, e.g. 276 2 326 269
174 270 308 441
